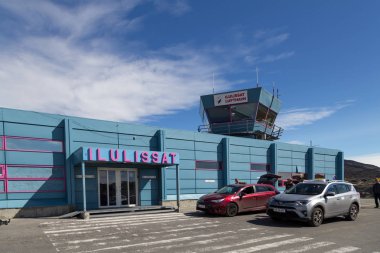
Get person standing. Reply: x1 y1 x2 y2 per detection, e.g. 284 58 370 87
285 178 294 190
373 178 380 208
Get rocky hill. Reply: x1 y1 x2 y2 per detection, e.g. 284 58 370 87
345 160 380 198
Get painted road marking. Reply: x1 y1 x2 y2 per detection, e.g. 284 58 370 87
74 231 237 253
180 234 293 253
324 246 361 253
275 241 336 253
226 237 314 253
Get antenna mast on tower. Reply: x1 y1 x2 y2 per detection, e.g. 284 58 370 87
256 67 259 87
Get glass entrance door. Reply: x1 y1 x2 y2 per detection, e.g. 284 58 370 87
98 169 138 208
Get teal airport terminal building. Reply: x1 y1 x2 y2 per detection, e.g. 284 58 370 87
0 87 344 217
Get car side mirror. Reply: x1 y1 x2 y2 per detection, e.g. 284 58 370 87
325 191 336 197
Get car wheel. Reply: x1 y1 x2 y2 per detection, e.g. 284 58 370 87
345 203 359 221
226 203 238 217
308 207 324 227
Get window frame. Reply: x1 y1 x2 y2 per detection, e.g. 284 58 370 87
4 136 64 153
195 160 223 170
250 163 270 172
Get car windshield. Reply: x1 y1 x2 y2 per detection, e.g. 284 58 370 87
215 185 243 195
286 183 326 195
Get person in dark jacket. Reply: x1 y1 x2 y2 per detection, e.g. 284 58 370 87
285 178 294 190
373 178 380 208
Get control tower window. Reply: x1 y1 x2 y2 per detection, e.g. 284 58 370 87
207 103 256 123
256 104 277 126
231 103 255 122
256 104 268 121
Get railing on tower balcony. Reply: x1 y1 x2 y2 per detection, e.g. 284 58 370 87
198 119 283 140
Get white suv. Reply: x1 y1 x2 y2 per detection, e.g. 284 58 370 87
267 180 360 227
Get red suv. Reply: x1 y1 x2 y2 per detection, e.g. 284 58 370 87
196 183 279 216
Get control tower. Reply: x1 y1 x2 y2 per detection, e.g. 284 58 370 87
198 87 283 140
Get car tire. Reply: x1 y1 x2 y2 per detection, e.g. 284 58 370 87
225 203 238 217
308 207 324 227
345 203 359 221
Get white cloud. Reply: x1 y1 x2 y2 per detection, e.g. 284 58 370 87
286 140 306 145
153 0 191 16
346 153 380 167
0 1 229 122
260 51 295 63
276 103 351 130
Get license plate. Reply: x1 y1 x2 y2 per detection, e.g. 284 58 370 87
198 204 205 209
273 208 286 213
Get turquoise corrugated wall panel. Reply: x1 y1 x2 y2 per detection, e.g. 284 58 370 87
250 155 269 164
2 108 64 126
6 151 65 166
0 199 67 208
71 129 118 144
7 192 66 200
7 166 65 178
0 180 4 191
4 122 64 140
230 170 250 181
229 145 250 154
7 180 65 192
195 151 221 161
165 168 195 180
166 148 195 160
230 153 250 163
250 147 268 156
229 162 250 171
72 142 118 151
166 139 194 150
118 123 157 136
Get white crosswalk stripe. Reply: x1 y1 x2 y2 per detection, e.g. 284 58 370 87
275 241 336 253
226 237 314 253
324 246 361 253
41 212 365 253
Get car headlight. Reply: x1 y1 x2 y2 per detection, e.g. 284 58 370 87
210 199 224 203
295 200 310 206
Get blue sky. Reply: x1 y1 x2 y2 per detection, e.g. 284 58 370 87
0 0 379 166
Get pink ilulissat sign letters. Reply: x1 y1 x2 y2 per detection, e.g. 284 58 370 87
85 147 179 165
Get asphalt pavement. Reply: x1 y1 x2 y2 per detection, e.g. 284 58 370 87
0 198 379 253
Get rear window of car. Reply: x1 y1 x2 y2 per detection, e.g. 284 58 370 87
286 183 326 195
336 184 351 194
255 185 273 192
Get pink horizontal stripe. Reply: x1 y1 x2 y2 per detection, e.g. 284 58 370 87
5 148 64 153
7 178 65 181
6 164 64 168
195 168 222 171
4 135 64 153
6 135 63 142
7 190 65 193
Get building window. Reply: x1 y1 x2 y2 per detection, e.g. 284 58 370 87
250 163 270 172
5 136 63 153
195 160 222 170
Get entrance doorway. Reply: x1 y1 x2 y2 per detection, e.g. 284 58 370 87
98 168 138 208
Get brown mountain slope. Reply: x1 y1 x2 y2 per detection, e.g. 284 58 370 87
345 160 380 197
